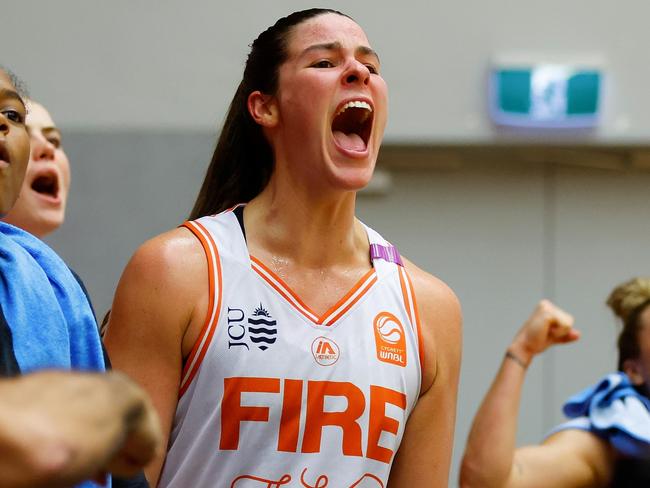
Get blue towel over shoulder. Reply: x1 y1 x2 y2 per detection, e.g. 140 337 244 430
550 372 650 458
0 223 109 488
0 222 104 372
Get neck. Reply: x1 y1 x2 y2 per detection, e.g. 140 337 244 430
244 171 368 269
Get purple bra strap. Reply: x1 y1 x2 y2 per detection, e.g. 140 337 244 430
369 243 404 267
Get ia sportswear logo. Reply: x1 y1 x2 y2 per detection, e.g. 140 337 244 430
311 336 340 366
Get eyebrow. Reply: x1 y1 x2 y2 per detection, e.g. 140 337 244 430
0 88 26 111
300 42 381 64
41 127 61 136
26 126 61 140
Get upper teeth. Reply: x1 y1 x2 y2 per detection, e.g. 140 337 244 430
336 100 372 117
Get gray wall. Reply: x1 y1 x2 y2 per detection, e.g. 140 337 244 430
47 131 213 316
5 0 650 142
7 1 650 486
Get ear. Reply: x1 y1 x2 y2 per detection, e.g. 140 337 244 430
247 91 278 128
623 358 645 385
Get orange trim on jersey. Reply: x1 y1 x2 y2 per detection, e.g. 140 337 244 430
320 270 376 326
398 268 415 327
179 220 223 397
250 256 377 326
400 267 425 373
250 256 319 323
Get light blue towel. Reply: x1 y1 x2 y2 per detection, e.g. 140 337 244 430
0 222 109 488
550 372 650 458
0 222 104 372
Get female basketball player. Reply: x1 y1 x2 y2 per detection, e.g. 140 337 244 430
460 280 650 487
2 100 71 238
105 9 461 487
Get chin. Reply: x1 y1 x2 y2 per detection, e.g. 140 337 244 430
24 213 64 238
39 216 64 237
329 165 376 192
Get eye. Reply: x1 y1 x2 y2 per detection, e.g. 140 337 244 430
2 109 25 124
47 136 62 149
365 64 379 75
312 59 335 69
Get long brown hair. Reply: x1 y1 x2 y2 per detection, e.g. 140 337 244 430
189 9 350 220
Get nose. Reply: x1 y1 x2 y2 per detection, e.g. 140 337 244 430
342 59 370 86
0 113 9 136
31 134 56 162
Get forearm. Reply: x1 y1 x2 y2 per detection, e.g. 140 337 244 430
460 345 531 488
0 376 90 488
0 371 160 488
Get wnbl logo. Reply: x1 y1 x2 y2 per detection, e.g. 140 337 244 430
373 312 407 367
227 304 277 351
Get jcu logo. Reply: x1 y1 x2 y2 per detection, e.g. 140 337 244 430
227 304 277 351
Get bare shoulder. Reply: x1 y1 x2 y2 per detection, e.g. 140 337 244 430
521 429 616 486
106 226 207 350
124 226 205 283
544 429 614 464
402 257 462 391
402 258 461 317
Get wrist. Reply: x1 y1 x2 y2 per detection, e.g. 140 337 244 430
504 350 529 369
505 342 534 369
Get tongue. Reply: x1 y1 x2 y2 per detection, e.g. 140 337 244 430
333 130 366 152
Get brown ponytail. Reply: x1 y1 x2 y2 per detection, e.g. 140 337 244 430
188 9 350 220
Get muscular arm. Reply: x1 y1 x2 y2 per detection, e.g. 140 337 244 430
0 370 161 488
103 228 207 487
459 300 613 488
387 260 462 488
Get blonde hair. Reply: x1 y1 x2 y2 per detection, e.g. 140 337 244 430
607 277 650 370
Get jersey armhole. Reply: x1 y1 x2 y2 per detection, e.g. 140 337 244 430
398 267 425 376
178 220 223 397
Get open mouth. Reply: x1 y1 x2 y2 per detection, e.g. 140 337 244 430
0 143 9 165
31 171 59 200
331 100 373 153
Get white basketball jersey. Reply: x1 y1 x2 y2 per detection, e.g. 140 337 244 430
158 208 424 488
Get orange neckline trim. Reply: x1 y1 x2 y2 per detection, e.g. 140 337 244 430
250 255 377 326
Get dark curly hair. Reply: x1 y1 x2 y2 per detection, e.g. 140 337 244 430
0 65 29 102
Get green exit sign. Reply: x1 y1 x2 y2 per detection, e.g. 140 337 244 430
490 65 602 128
